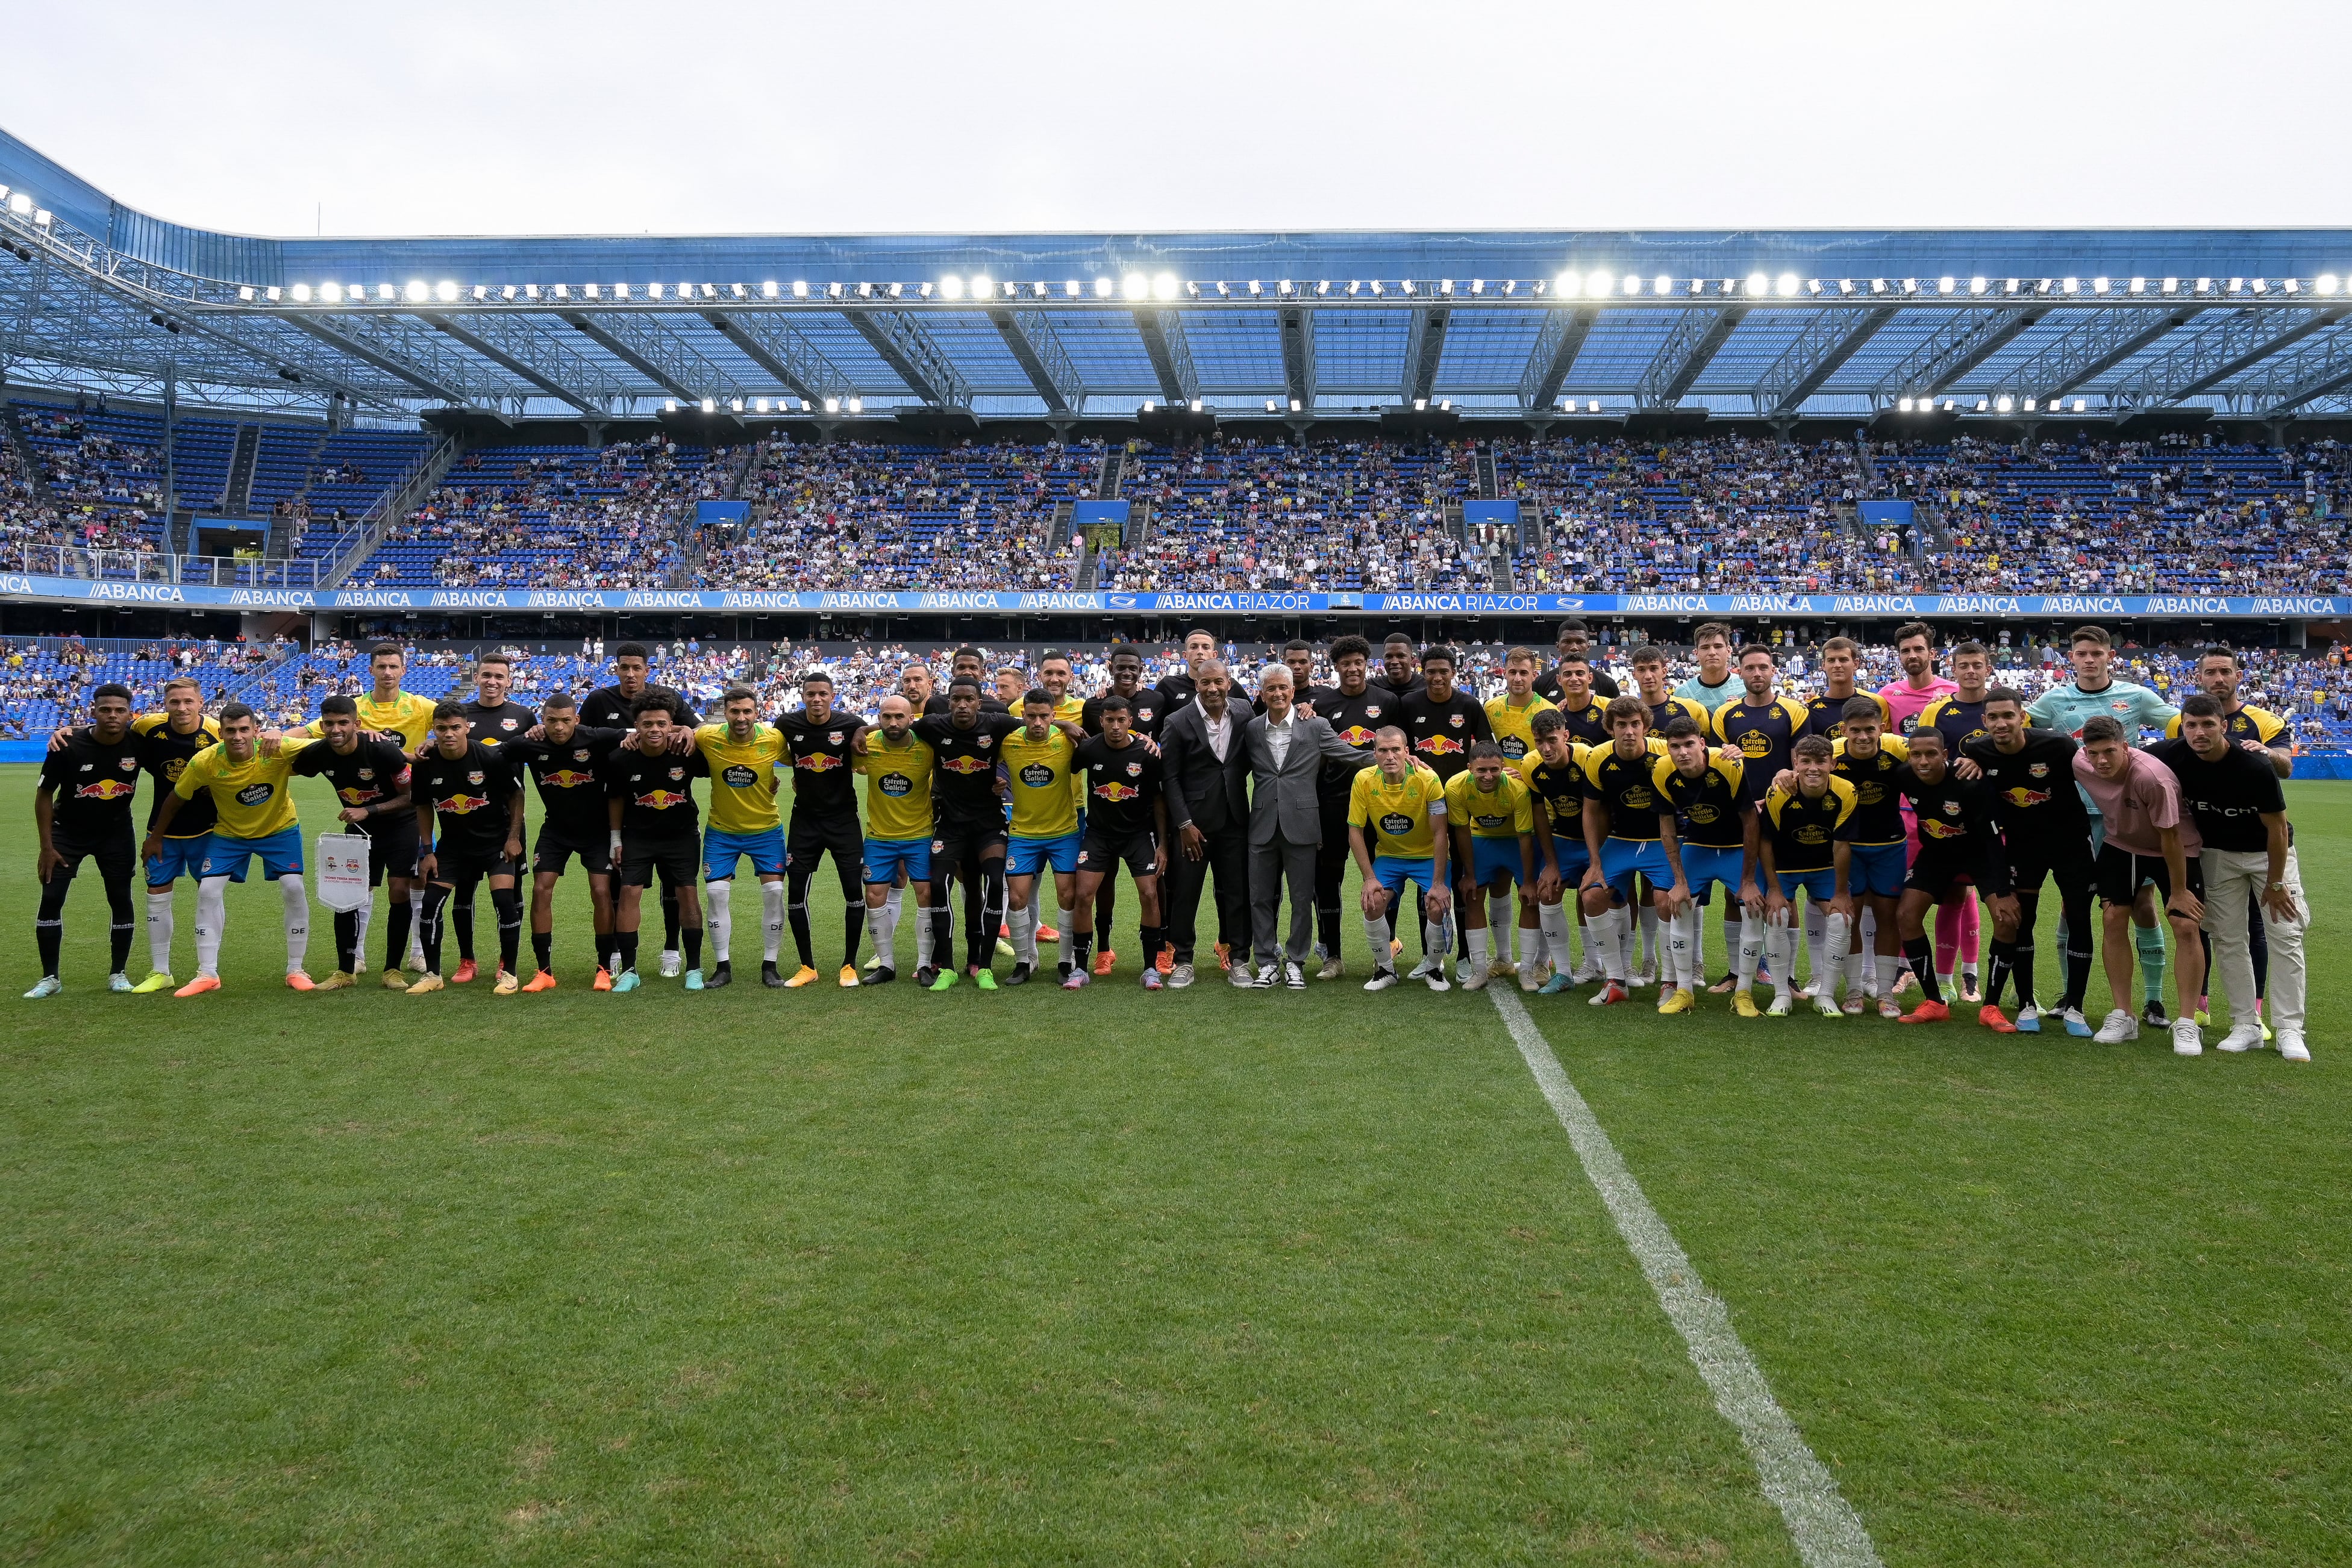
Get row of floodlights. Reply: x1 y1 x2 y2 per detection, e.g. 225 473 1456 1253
0 188 54 226
1897 396 2095 414
242 271 2352 308
665 396 866 414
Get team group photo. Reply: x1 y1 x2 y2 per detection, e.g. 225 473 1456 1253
6 7 2352 1563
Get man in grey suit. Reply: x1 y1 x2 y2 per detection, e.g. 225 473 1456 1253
1242 664 1364 989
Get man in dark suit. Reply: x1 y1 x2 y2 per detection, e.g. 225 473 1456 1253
1242 664 1365 989
1158 659 1251 989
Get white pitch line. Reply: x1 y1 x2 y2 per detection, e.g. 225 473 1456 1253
1489 987 1883 1568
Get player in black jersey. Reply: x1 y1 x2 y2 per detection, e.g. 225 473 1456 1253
287 695 416 988
1375 634 1427 702
578 643 701 978
1961 687 2095 1034
1879 726 2015 1028
28 683 140 996
771 669 868 987
432 652 539 981
1068 696 1170 989
1800 637 1892 741
913 678 1023 988
407 703 527 995
501 689 630 991
1534 618 1620 703
1077 644 1169 975
1307 636 1388 978
1154 628 1221 711
1545 652 1611 745
1396 647 1491 975
602 697 710 992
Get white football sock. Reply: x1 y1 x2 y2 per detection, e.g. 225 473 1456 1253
1803 901 1827 988
146 888 175 973
1736 911 1763 987
280 875 310 974
1843 946 1865 999
1877 954 1903 999
1466 925 1491 975
705 880 733 963
1824 910 1851 996
1603 906 1631 982
1486 893 1511 952
1539 902 1573 971
1637 904 1659 972
1057 906 1077 970
195 875 228 978
1365 914 1396 972
757 880 784 962
1769 913 1794 1000
865 901 896 967
1423 920 1449 968
913 889 933 970
408 887 425 958
1011 902 1038 966
1667 908 1694 990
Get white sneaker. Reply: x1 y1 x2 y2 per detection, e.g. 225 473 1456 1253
1813 995 1844 1018
1518 963 1545 993
405 949 428 973
1628 967 1655 990
1363 969 1400 992
2278 1031 2310 1063
2217 1023 2266 1053
1406 955 1438 981
1283 961 1306 990
108 973 134 993
22 976 60 999
2172 1019 2204 1057
2092 1008 2139 1044
1767 993 1794 1016
659 950 682 979
1316 957 1343 982
1460 962 1490 992
1424 969 1451 993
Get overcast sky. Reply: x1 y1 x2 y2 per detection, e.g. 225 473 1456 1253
7 1 2348 239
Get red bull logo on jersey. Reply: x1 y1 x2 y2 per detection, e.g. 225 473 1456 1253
542 769 596 789
1337 725 1377 746
634 790 690 810
1093 781 1142 802
335 786 382 806
797 753 845 772
440 793 492 814
1919 817 1966 840
1418 736 1466 756
2001 786 2053 808
75 778 136 801
941 755 992 775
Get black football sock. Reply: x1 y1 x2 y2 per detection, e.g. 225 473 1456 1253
34 879 67 978
1095 880 1116 950
106 879 135 973
786 870 815 967
334 910 362 975
1071 928 1093 969
1903 937 1942 1004
492 887 522 973
617 929 639 974
532 931 554 972
452 892 476 963
840 902 863 969
660 884 681 950
1984 938 2014 1008
421 886 452 973
1140 923 1163 966
929 901 953 968
683 926 703 969
384 894 413 972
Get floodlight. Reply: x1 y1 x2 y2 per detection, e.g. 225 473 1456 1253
939 275 965 299
2251 277 2269 295
0 186 8 201
1807 279 1824 295
1938 276 1956 295
1440 279 1454 296
6 193 28 215
1746 273 1769 296
847 398 862 413
1154 272 1178 300
375 284 394 301
1587 400 1600 413
2162 277 2178 295
730 398 743 412
2321 275 2342 295
525 284 540 301
1190 398 1203 412
918 283 933 298
1979 399 1992 412
397 280 424 302
1775 272 1799 296
1656 274 1674 295
238 284 254 302
760 281 778 298
1289 398 1302 412
1369 280 1385 297
792 280 808 298
1096 276 1116 298
2072 399 2086 412
1265 399 1279 412
2023 398 2038 411
648 283 665 299
700 398 715 413
856 281 874 298
2283 278 2300 295
265 286 281 302
434 280 458 302
1870 278 1889 295
1346 280 1362 297
1554 270 1577 296
680 283 695 298
665 400 678 412
828 282 844 298
1250 280 1266 296
1215 281 1230 298
2061 276 2078 295
1969 276 1988 295
824 398 840 413
1398 280 1412 296
1500 280 1515 295
583 283 599 299
1123 273 1148 300
1623 272 1642 295
1838 279 1856 295
2128 276 2147 294
970 274 992 296
1996 395 2013 413
33 210 48 226
1062 280 1080 297
2227 277 2245 293
2092 276 2110 295
1439 400 1451 411
1469 279 1484 295
1898 398 1914 412
2196 278 2214 293
288 283 310 303
755 398 770 413
1415 398 1427 411
1142 400 1156 412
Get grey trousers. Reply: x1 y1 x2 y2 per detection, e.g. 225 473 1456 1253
1249 836 1319 967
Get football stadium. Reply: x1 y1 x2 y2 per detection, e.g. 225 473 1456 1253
6 18 2352 1562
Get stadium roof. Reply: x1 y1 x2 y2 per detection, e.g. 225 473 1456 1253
8 125 2352 430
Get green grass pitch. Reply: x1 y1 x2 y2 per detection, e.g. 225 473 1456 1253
4 763 2348 1564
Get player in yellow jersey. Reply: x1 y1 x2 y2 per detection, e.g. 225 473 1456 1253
855 695 939 987
1443 742 1539 992
1482 647 1557 980
693 687 789 989
1759 736 1860 1017
293 640 437 973
997 689 1091 984
1036 649 1087 951
1347 726 1454 993
140 702 319 996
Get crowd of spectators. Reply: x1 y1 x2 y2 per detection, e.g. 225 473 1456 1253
0 405 167 571
698 437 1092 592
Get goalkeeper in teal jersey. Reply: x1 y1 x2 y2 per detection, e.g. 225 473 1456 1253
2024 625 2182 1024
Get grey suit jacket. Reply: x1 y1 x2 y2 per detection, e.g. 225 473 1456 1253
1242 712 1357 846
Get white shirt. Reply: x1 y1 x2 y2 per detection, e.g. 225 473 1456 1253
1262 708 1295 770
1199 701 1232 763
